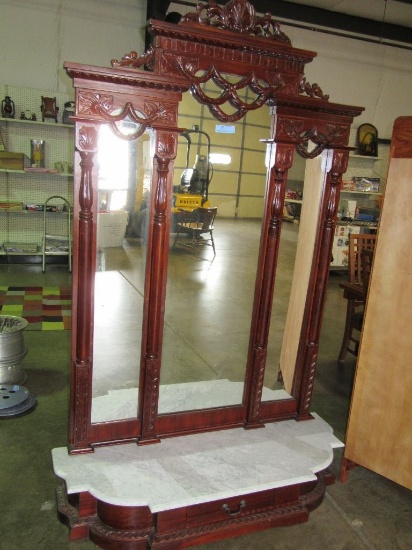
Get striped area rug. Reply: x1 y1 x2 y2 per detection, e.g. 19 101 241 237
0 286 71 330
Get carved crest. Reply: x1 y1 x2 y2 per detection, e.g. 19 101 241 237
181 0 291 43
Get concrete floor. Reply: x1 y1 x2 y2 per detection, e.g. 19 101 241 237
0 219 410 550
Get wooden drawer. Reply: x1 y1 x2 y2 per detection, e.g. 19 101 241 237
156 485 300 535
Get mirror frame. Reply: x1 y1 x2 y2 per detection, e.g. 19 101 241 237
65 0 363 453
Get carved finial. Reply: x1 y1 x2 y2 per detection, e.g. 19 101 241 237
300 77 329 100
111 47 155 70
181 0 291 43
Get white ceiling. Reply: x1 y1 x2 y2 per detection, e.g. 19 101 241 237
164 1 412 47
282 0 412 28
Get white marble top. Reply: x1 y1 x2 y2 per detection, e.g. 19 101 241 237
91 379 291 423
52 413 342 513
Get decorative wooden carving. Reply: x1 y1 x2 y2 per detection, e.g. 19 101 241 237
64 0 363 477
56 470 333 548
180 0 291 43
57 1 366 546
244 141 294 428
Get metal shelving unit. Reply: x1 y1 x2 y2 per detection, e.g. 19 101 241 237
42 196 72 272
0 85 74 263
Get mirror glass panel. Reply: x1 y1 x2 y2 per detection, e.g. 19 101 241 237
263 221 300 400
158 82 292 414
262 153 306 401
91 122 152 423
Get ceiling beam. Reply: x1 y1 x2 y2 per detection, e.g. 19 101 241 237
252 0 412 45
149 1 412 47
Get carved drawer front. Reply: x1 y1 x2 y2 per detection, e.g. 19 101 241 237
156 485 300 534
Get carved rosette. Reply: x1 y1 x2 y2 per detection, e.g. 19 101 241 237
78 92 114 117
144 100 177 127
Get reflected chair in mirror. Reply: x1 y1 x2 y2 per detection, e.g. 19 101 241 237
360 248 374 295
338 233 377 364
173 207 217 255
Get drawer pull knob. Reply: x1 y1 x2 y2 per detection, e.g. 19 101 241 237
222 499 246 516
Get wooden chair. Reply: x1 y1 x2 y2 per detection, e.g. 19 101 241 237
360 248 374 297
338 233 376 364
173 207 217 255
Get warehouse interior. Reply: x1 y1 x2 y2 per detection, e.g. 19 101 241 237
0 1 411 549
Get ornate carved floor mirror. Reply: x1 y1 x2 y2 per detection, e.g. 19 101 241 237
54 1 363 547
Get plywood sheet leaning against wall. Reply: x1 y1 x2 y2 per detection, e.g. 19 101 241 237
341 116 412 490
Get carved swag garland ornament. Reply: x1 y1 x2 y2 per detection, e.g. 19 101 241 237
65 0 363 453
107 0 349 158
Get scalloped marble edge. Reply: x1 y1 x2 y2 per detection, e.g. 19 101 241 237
52 413 342 512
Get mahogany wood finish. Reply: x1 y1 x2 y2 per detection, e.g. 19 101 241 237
56 469 334 549
66 0 362 453
61 1 363 546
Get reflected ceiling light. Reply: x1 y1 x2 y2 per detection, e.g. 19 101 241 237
209 153 231 165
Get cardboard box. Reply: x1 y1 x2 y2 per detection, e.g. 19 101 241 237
0 202 23 211
0 152 31 170
97 211 128 248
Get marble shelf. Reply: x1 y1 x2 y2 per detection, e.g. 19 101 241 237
91 379 291 423
52 413 342 513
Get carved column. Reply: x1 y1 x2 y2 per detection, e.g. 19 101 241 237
295 148 349 420
244 140 294 428
69 125 98 453
139 129 177 444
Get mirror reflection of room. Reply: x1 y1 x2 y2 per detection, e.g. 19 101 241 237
159 86 299 415
92 124 152 423
89 79 314 422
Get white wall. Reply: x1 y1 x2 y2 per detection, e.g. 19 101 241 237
289 26 412 139
0 0 147 95
167 1 412 140
2 1 411 138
